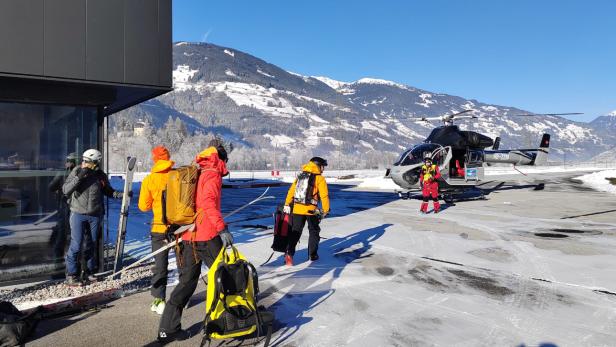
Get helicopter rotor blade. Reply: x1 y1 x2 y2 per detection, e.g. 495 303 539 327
449 109 475 118
501 112 584 117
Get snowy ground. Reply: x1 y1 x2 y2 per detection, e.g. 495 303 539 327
575 170 616 195
6 167 616 346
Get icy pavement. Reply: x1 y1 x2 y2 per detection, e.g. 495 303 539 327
14 171 616 346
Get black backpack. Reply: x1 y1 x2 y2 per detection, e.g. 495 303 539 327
0 302 40 347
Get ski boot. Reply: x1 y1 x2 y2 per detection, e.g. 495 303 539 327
433 202 441 214
151 298 166 315
310 254 319 261
65 275 83 287
420 202 428 214
285 254 294 266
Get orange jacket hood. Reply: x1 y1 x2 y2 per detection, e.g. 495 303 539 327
151 159 174 173
301 161 322 175
195 147 228 176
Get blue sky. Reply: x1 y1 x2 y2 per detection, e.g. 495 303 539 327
173 1 615 122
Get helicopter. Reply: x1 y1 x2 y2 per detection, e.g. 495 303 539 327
385 110 582 201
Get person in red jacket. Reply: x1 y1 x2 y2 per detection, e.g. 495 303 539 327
158 140 233 342
419 154 442 214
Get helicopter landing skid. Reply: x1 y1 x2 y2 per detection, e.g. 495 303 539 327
441 189 487 204
395 190 419 200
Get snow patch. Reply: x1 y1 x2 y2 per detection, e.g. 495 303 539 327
357 176 400 190
360 120 390 137
264 134 296 146
287 70 304 78
576 170 616 195
225 69 237 77
224 49 235 58
257 69 275 78
312 76 349 90
415 93 435 108
354 78 411 91
175 42 189 46
209 82 318 120
359 140 374 149
172 65 199 91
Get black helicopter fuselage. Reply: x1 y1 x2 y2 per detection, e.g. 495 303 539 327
425 125 494 150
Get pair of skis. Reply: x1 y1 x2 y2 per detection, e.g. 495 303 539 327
112 157 137 279
109 188 274 279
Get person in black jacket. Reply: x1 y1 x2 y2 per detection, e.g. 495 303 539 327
48 153 77 259
62 149 125 285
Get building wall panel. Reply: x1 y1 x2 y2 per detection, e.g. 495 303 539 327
0 0 44 75
44 0 86 79
125 0 159 85
158 0 173 87
86 0 125 83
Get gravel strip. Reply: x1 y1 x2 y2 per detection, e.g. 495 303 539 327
0 263 155 306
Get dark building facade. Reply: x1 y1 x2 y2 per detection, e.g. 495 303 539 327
0 0 172 284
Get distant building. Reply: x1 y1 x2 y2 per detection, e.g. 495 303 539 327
134 121 147 137
0 0 172 284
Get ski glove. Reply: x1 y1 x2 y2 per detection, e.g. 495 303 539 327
219 227 234 247
283 205 291 214
112 191 133 199
77 168 92 180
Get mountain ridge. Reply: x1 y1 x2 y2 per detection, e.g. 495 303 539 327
109 42 614 170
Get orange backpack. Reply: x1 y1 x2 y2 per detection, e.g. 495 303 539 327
163 165 199 225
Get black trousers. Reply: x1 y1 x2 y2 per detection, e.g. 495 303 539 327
158 236 223 334
151 232 170 300
287 214 321 257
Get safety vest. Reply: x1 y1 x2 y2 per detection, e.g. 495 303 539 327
421 164 437 181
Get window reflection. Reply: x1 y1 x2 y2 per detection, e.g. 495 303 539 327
0 102 98 283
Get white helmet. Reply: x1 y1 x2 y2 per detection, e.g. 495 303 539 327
82 149 102 163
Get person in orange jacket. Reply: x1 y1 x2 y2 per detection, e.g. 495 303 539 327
138 145 175 314
283 157 330 265
419 154 442 214
158 140 233 342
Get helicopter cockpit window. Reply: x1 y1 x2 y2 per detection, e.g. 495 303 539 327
393 144 440 166
393 149 412 166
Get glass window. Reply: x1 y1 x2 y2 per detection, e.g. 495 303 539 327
0 102 98 283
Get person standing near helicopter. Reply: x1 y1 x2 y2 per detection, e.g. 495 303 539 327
419 153 441 214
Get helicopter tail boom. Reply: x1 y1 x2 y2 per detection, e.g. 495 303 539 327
484 133 550 166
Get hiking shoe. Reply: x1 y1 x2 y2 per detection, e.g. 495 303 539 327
285 254 293 266
151 298 165 315
310 254 319 261
65 275 83 287
157 329 189 343
84 272 99 283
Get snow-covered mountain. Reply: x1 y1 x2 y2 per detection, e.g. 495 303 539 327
588 111 616 163
112 42 613 165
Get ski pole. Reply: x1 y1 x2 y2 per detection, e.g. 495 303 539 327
109 188 274 278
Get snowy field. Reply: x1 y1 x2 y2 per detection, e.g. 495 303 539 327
6 166 616 346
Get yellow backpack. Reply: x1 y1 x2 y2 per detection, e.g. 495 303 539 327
163 165 199 225
203 246 273 346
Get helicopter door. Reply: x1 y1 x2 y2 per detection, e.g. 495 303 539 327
433 146 452 180
464 149 485 182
